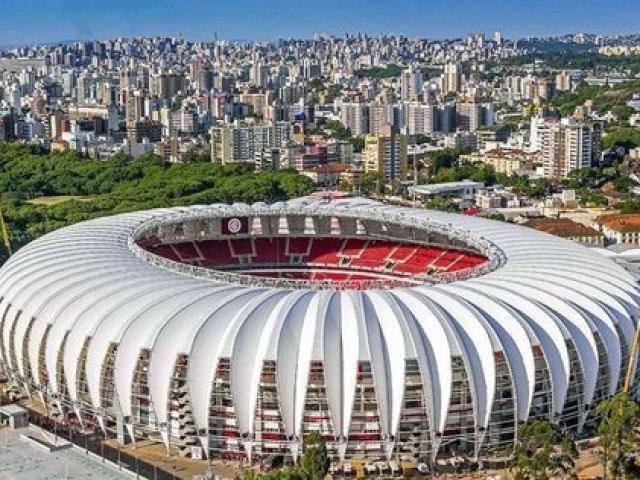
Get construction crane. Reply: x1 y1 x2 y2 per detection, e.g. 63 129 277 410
624 313 640 393
0 203 12 256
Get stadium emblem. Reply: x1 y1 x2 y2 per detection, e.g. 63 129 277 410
227 217 242 233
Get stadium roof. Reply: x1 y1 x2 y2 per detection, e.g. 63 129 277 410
0 197 637 456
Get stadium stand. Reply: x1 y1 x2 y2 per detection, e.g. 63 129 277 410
142 236 488 285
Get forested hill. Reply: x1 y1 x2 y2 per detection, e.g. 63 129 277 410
0 144 313 248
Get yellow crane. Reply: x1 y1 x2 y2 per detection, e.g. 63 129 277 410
0 203 12 256
624 313 640 393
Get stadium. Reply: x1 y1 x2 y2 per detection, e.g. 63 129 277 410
0 197 638 466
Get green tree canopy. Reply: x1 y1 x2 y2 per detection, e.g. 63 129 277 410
0 144 313 250
596 392 640 480
323 120 351 140
512 420 578 480
299 433 330 480
603 128 640 151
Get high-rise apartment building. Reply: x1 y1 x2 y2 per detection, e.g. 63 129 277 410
400 66 423 101
442 62 462 94
126 118 163 143
150 71 186 100
555 71 572 92
404 101 435 135
210 121 291 164
368 102 395 135
340 101 369 136
363 125 408 189
457 98 483 132
250 61 269 89
125 91 145 136
540 118 602 179
191 60 214 92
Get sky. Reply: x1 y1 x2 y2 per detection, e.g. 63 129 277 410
1 0 639 46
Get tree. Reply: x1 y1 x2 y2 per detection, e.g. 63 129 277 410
612 176 632 194
617 198 640 214
512 420 577 480
596 392 640 480
350 136 365 153
603 128 640 151
0 144 314 248
413 134 433 146
578 189 608 207
486 212 505 222
429 162 497 186
563 167 601 189
355 64 403 79
299 432 330 480
360 171 382 195
613 105 635 124
429 148 462 174
323 120 351 140
425 196 459 212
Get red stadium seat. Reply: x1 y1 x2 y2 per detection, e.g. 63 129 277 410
172 242 200 261
432 250 462 270
307 238 343 266
351 241 397 269
149 244 181 262
197 240 235 265
287 237 312 255
230 238 253 256
253 238 287 264
140 235 487 281
341 238 368 257
388 245 418 261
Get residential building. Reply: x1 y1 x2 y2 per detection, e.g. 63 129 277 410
442 62 462 93
555 71 572 92
460 150 534 175
362 125 408 189
127 119 163 143
368 102 395 135
525 218 604 245
475 127 509 152
411 180 483 201
210 121 291 164
150 71 186 100
457 98 483 132
400 66 423 101
340 101 369 136
594 214 640 244
539 118 602 179
404 101 435 135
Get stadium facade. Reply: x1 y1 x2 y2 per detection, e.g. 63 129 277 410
0 197 638 464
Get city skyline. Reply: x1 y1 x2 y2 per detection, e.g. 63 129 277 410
2 0 640 46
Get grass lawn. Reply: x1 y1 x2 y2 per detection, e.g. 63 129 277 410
26 195 94 206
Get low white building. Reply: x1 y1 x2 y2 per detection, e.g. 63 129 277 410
593 214 640 244
410 180 483 200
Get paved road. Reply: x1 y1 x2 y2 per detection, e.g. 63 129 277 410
0 427 131 480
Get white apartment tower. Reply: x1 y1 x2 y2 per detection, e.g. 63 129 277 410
540 118 602 179
404 101 435 135
340 101 369 136
555 71 572 92
368 102 395 135
401 66 424 101
250 61 269 89
210 121 291 164
457 98 483 132
442 62 462 94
